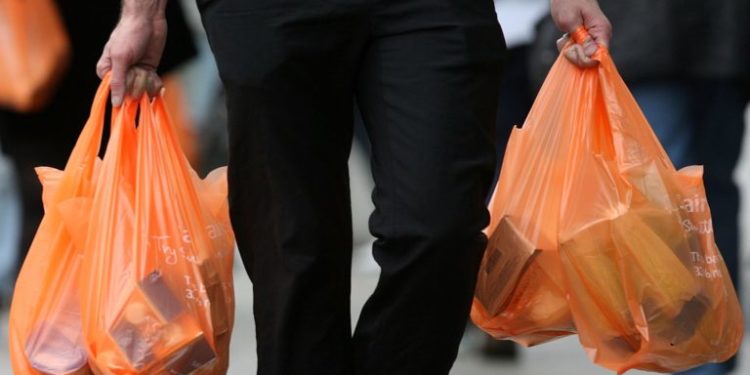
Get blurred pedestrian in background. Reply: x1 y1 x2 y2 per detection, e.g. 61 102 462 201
529 1 750 374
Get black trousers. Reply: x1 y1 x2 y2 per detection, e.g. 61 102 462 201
200 1 505 373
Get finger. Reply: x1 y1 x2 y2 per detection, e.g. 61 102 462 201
576 46 598 68
131 69 148 100
574 45 597 68
145 72 164 98
125 69 137 97
583 11 612 48
581 36 598 57
588 24 611 48
110 59 128 107
556 33 570 52
96 43 112 79
564 44 598 68
564 45 579 65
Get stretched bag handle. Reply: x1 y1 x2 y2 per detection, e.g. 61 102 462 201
49 74 112 202
569 27 676 172
137 93 216 262
150 92 194 175
60 74 111 178
568 26 608 62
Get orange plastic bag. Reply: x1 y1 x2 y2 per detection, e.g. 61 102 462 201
471 29 743 373
8 78 108 375
76 79 235 374
0 0 70 112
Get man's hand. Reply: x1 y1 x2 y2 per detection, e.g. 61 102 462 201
550 0 611 68
96 0 168 106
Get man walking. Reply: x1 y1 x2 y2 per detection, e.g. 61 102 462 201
97 0 610 373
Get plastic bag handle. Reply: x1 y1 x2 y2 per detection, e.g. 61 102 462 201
138 94 213 261
152 93 192 170
570 27 591 44
60 74 111 177
50 74 111 202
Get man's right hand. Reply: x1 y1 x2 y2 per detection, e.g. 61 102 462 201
96 0 168 106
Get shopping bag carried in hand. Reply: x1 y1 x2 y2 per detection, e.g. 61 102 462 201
77 78 235 374
8 78 110 375
472 28 743 373
0 0 70 112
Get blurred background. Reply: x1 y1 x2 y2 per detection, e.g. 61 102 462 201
1 0 749 373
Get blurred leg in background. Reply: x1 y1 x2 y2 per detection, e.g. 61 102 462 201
0 145 21 308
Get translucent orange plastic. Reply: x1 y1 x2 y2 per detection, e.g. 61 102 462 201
471 29 744 373
9 78 109 375
9 76 235 375
0 0 70 112
77 80 235 374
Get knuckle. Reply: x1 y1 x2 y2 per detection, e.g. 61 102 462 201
110 48 132 63
556 12 579 31
96 60 108 71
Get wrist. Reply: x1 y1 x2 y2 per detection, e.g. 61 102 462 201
551 0 599 10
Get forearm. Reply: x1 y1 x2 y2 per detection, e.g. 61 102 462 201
121 0 167 19
550 0 603 32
